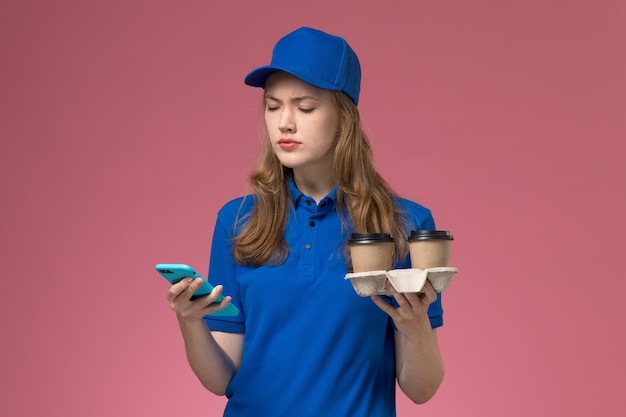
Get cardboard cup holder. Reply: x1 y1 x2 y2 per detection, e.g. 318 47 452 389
345 267 459 297
344 270 391 297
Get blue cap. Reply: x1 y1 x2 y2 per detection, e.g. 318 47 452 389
244 27 361 105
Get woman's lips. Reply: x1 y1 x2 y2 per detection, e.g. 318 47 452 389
278 139 300 149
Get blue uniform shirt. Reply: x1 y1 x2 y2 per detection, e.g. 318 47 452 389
205 179 443 417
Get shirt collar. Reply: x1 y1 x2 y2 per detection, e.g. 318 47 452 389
287 176 338 208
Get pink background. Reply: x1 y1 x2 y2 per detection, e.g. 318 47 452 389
1 0 625 416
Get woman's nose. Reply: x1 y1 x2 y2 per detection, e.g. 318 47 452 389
278 109 296 132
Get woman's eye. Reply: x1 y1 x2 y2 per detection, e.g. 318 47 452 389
266 106 279 112
299 108 314 114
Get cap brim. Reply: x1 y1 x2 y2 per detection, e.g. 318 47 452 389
244 66 279 87
244 66 341 93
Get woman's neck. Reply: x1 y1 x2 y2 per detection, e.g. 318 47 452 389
292 170 336 204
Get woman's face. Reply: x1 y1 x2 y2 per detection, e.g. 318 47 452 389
264 72 340 175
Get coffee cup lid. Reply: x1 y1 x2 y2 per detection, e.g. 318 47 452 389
408 230 454 241
348 233 394 244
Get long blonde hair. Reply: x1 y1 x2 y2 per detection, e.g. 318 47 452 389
232 91 409 267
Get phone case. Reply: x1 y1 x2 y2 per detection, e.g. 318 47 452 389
155 263 239 316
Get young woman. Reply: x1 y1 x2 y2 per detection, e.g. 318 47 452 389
166 27 445 416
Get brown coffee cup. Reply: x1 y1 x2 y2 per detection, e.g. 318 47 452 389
408 230 453 270
348 233 394 272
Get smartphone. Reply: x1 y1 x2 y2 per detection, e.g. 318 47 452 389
155 263 239 317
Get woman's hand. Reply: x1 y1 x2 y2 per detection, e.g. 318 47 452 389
166 277 234 322
370 279 437 340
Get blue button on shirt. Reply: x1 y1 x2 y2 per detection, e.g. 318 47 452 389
205 178 443 417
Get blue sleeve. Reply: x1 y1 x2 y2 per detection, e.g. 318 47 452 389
203 202 246 334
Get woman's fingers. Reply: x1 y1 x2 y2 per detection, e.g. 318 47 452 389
420 281 437 304
371 279 438 323
194 285 225 308
199 294 232 315
184 278 206 299
167 277 193 300
370 294 395 316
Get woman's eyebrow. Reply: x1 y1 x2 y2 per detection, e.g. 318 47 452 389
264 94 320 103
